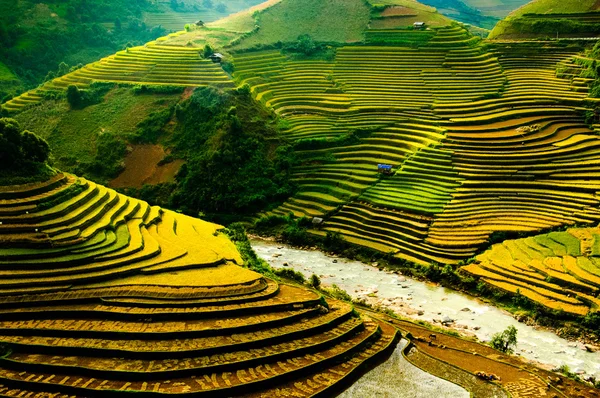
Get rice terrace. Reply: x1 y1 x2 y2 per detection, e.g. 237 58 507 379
3 0 600 396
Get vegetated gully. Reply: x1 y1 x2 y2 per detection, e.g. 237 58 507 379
250 238 600 378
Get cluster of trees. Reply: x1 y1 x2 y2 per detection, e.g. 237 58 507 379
127 86 295 222
167 87 295 218
579 43 600 99
0 118 49 170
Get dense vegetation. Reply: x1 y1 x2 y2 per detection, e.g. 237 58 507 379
128 86 296 221
0 0 168 100
0 117 52 183
0 0 262 101
169 87 295 218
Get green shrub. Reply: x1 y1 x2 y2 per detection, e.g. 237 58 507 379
323 231 347 252
203 43 214 58
309 273 321 289
66 85 83 108
134 107 174 143
281 222 312 246
225 223 277 278
253 214 290 229
132 85 184 95
489 325 518 354
79 131 127 179
0 118 50 170
285 34 317 56
275 268 306 284
325 284 353 302
67 83 112 109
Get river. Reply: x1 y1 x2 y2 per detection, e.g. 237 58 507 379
251 238 600 378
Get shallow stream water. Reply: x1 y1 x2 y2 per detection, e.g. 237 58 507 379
251 238 600 378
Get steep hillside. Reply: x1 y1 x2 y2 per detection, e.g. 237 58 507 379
0 171 399 397
1 0 453 113
0 0 263 100
5 0 600 269
490 0 600 39
235 29 600 265
0 62 23 102
507 0 599 15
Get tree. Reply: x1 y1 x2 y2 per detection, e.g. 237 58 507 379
490 325 518 354
0 118 22 167
294 34 316 56
66 85 83 108
20 131 50 163
309 274 321 289
202 43 214 58
0 22 8 46
114 17 122 31
0 118 50 169
57 62 70 77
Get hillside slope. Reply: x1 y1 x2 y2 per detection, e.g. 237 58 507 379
0 0 263 100
490 0 600 39
235 28 600 265
5 0 600 269
0 171 399 397
465 225 600 318
507 0 599 15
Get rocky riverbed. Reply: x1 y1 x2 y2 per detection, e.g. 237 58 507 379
251 238 600 379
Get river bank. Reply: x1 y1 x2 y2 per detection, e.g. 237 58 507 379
250 237 600 379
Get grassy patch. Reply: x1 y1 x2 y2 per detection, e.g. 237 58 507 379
507 0 597 16
232 0 371 50
13 86 180 183
0 62 23 101
0 62 17 82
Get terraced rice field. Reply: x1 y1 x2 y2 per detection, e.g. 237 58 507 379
5 19 600 271
2 33 234 113
0 173 399 396
234 26 600 265
464 226 600 316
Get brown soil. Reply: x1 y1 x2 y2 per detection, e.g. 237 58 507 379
376 315 599 398
182 87 195 100
109 145 183 189
381 6 418 17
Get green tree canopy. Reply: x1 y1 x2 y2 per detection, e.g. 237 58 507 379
490 325 518 354
0 118 50 170
169 87 295 217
